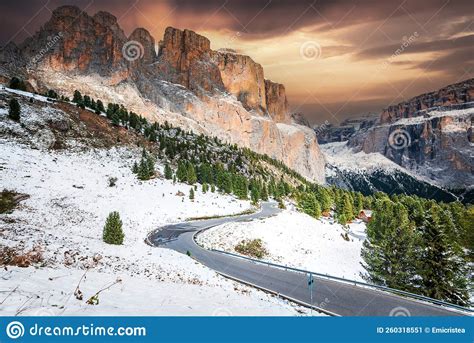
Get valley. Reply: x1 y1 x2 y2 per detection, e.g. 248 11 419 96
0 4 472 317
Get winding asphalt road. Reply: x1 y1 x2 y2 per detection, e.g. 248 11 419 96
147 203 466 316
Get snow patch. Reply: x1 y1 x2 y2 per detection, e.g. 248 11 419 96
197 205 367 281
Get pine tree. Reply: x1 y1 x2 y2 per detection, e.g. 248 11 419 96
106 103 116 119
298 192 321 218
73 90 82 103
336 193 354 223
47 89 58 99
189 188 195 200
9 77 27 91
417 203 469 305
176 161 187 183
232 175 248 200
314 200 322 218
83 95 91 108
186 162 197 185
8 98 21 121
353 192 363 215
211 184 216 193
361 200 417 291
318 188 332 212
96 99 105 113
220 172 232 194
164 163 173 180
338 213 347 225
132 161 138 174
250 187 259 205
136 152 154 180
111 112 120 126
261 184 269 201
103 211 124 245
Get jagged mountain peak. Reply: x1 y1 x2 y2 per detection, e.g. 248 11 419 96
0 5 326 183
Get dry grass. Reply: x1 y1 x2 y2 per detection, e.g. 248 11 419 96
235 239 267 259
0 245 44 268
0 190 29 214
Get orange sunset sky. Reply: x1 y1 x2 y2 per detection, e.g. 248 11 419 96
1 0 472 124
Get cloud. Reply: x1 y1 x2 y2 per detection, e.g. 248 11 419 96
0 0 472 122
354 34 474 60
414 48 474 77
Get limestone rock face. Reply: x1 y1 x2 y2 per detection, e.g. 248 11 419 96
128 28 156 65
157 27 224 94
0 42 27 80
380 79 474 124
347 80 474 188
20 5 129 80
290 112 311 127
265 79 290 123
0 6 326 183
213 51 266 112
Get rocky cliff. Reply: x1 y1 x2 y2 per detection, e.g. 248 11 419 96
380 79 474 124
0 5 324 182
347 80 474 189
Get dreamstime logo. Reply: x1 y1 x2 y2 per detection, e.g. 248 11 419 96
300 41 322 61
26 31 63 69
314 120 330 136
6 321 25 339
388 128 411 150
379 31 419 71
389 306 411 317
212 308 232 316
122 40 144 62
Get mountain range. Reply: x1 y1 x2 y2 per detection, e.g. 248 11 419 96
0 5 472 203
0 5 325 183
320 79 473 202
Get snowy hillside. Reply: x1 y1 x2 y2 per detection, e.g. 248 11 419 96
0 89 309 316
197 203 367 281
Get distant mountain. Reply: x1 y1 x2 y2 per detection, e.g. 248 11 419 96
321 141 472 204
317 80 473 194
0 5 325 183
315 114 378 144
326 165 463 203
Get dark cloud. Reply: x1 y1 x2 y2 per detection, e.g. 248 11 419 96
165 0 473 37
354 34 474 60
2 0 472 43
0 0 472 122
414 48 474 77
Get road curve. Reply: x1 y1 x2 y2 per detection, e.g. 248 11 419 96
146 202 465 316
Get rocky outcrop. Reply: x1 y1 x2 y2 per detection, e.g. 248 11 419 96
348 88 474 189
129 28 156 65
342 79 474 189
380 79 474 124
0 42 27 80
0 6 325 183
157 27 224 94
213 50 266 112
20 6 129 80
291 112 311 127
316 115 378 144
265 80 290 123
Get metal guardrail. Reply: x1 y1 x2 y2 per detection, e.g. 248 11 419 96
211 249 473 314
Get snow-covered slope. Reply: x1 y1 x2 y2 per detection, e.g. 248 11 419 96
322 142 461 203
0 141 312 315
0 89 310 316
